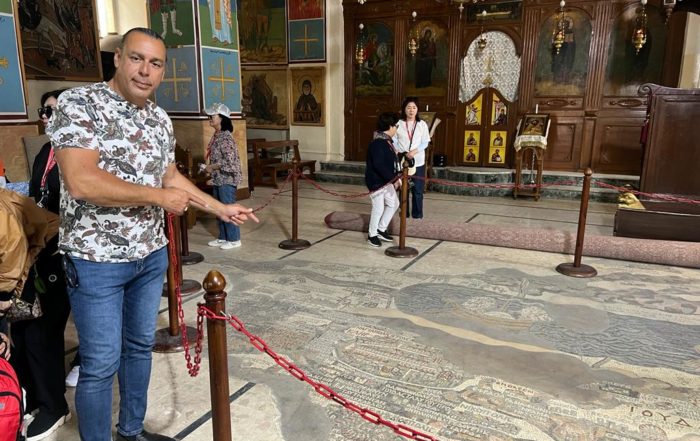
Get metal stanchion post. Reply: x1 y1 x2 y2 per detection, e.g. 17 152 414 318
154 215 197 352
279 159 311 250
385 162 418 258
163 215 201 297
180 212 204 265
556 168 597 277
203 271 232 441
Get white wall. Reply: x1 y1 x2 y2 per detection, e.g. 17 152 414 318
679 13 700 89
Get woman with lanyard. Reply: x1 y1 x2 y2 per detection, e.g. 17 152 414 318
12 89 73 440
395 97 431 219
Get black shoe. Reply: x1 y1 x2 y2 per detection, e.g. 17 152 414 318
377 230 393 241
116 430 176 441
367 236 382 247
26 410 71 441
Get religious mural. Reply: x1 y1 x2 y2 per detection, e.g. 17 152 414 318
466 1 521 23
355 21 393 96
288 0 323 20
198 0 238 49
290 66 324 126
18 0 101 80
464 93 483 126
491 93 508 126
463 131 480 163
534 8 591 97
155 47 200 113
405 19 448 97
237 0 287 64
604 4 666 96
0 2 27 118
147 0 195 46
241 67 289 128
288 19 324 62
202 47 241 112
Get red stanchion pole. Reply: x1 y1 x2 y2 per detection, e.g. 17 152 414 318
386 162 418 258
279 159 311 250
203 271 232 441
556 168 597 278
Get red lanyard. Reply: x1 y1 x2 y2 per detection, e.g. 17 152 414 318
40 147 57 190
405 120 417 147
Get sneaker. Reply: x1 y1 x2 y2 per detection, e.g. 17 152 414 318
116 430 175 441
208 239 226 247
377 230 393 241
65 365 80 387
367 236 382 247
219 240 241 250
27 410 71 441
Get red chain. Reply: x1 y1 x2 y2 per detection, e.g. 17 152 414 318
251 172 293 213
592 180 700 205
166 213 205 377
199 305 440 441
300 172 401 198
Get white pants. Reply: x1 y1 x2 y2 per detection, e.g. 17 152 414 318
368 184 399 237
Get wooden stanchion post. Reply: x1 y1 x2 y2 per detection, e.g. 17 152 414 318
203 271 232 441
556 168 597 278
180 212 204 265
154 215 198 352
162 215 201 297
279 159 311 250
385 162 418 258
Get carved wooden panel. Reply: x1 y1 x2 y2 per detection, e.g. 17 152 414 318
591 117 645 174
544 117 583 169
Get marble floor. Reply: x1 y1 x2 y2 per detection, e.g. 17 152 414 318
51 182 700 441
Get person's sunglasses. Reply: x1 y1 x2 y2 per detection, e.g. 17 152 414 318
38 106 53 118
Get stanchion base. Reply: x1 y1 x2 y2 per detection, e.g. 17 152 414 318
556 262 597 278
279 239 311 250
162 279 202 297
385 246 419 258
181 251 204 265
153 326 198 353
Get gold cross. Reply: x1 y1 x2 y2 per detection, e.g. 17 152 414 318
161 58 191 102
293 25 319 56
207 58 236 100
0 57 8 69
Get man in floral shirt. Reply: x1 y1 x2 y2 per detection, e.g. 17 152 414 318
47 28 257 441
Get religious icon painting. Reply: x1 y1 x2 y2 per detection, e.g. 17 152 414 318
237 0 287 64
465 93 483 126
288 0 323 20
288 19 325 62
155 47 200 113
290 67 324 126
463 145 479 163
148 0 196 47
491 94 508 126
464 131 480 151
517 114 549 137
490 131 507 149
0 5 28 119
404 19 448 97
19 0 102 81
355 21 394 96
198 0 239 50
241 67 289 129
488 147 504 164
201 47 242 113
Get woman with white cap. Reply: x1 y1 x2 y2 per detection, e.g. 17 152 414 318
204 103 243 249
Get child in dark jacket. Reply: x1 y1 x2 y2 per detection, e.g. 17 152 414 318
364 112 401 247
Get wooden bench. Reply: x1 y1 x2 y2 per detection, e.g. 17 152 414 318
251 140 315 188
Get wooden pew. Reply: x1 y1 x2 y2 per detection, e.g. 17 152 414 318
251 140 315 188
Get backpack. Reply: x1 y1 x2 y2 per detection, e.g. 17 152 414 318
0 358 22 441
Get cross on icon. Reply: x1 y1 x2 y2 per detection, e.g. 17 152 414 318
293 25 319 57
161 58 191 102
207 58 236 100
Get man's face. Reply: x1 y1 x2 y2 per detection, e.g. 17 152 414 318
302 83 311 95
113 32 167 106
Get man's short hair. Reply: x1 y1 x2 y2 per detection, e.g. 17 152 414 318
120 27 166 50
376 112 399 132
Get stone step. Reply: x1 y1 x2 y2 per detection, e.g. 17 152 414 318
316 161 635 202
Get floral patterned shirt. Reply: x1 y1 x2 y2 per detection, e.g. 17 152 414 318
47 82 175 262
207 130 242 187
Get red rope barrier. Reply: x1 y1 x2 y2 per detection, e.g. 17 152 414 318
250 172 294 213
198 305 440 441
592 180 700 205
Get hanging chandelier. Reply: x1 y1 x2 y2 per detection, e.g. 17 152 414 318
355 23 366 65
632 0 648 54
552 0 567 55
408 11 418 57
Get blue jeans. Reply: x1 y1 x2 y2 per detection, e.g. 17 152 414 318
67 246 168 441
409 165 425 218
213 184 240 241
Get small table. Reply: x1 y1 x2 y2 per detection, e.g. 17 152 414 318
513 134 547 201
